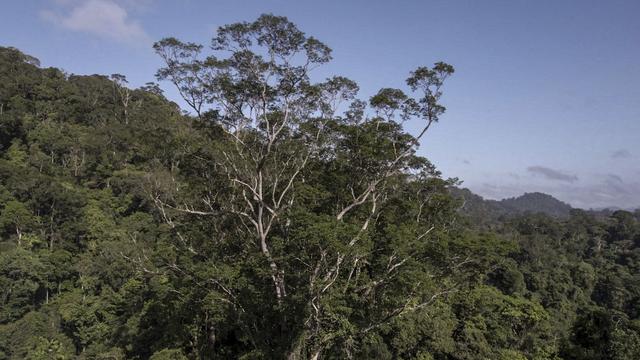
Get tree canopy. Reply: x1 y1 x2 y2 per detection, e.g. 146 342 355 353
0 15 639 360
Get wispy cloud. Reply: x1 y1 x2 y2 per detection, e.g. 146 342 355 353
602 174 629 196
556 175 639 209
527 166 578 183
607 174 623 184
611 149 632 159
41 0 150 45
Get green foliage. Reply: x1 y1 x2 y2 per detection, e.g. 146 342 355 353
0 311 74 360
0 15 639 360
0 248 46 322
149 349 189 360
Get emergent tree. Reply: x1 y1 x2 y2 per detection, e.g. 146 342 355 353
153 14 457 358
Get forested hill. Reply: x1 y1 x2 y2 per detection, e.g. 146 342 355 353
500 192 573 217
452 188 574 223
1 15 640 359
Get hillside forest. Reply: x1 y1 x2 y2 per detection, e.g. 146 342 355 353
1 14 640 360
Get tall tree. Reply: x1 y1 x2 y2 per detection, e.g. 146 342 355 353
154 14 457 358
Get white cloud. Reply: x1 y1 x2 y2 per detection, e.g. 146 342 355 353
41 0 150 45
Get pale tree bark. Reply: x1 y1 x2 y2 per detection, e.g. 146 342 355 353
289 66 455 357
154 28 351 303
153 17 456 357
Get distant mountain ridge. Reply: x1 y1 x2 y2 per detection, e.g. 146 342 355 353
499 192 573 217
451 188 574 221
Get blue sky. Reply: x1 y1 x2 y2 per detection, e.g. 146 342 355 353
3 0 639 209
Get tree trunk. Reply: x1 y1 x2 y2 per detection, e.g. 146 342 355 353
287 331 323 360
287 331 307 360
